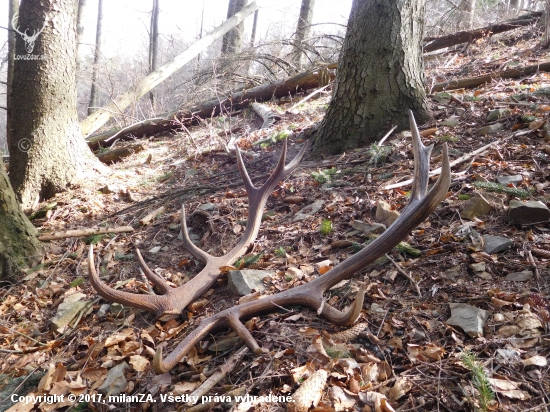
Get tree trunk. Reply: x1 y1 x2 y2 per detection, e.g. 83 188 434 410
0 163 42 280
8 0 104 211
149 0 160 108
88 0 103 115
458 0 476 30
80 0 261 137
311 0 429 158
292 0 316 70
6 0 19 150
250 9 259 47
75 0 87 72
222 0 247 54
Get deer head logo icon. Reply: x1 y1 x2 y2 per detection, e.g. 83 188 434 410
12 13 46 54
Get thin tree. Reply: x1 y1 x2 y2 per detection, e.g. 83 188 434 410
6 0 19 148
249 9 259 47
8 0 104 210
292 0 316 70
311 0 429 157
88 0 103 115
76 0 87 72
149 0 160 108
221 0 248 54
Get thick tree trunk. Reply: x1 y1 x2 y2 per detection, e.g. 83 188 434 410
8 0 103 211
311 0 429 157
292 0 316 70
6 0 19 150
222 0 247 54
0 163 42 280
75 0 87 72
88 0 103 115
80 0 261 137
149 0 160 108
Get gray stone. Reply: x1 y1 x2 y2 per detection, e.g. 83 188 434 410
228 270 275 296
470 262 486 272
483 235 513 254
446 303 490 338
350 220 386 235
375 200 400 226
149 246 161 254
441 115 460 127
496 175 522 185
505 270 534 282
293 199 325 222
508 200 550 225
460 194 492 220
198 202 216 211
487 108 512 122
51 293 89 333
98 362 128 397
476 123 504 135
456 108 466 115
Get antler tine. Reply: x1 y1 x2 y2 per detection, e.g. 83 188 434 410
136 248 171 294
179 204 212 263
153 113 452 373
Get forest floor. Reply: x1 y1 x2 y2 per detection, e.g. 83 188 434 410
2 26 550 412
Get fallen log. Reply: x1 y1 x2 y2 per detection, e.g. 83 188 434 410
96 143 144 164
431 60 550 92
423 11 543 53
86 63 337 149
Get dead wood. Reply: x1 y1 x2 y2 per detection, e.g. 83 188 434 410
38 226 134 242
431 61 550 92
251 102 280 128
85 63 337 150
96 143 144 164
423 11 543 53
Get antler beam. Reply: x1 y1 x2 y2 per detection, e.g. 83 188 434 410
88 140 308 318
153 111 451 373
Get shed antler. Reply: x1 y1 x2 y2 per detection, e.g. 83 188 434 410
88 140 308 318
153 111 451 373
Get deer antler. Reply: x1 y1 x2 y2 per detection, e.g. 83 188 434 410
88 140 308 318
153 111 451 373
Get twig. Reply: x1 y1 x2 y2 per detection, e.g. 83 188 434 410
139 206 166 226
378 125 398 146
386 254 422 298
38 226 134 242
288 84 330 111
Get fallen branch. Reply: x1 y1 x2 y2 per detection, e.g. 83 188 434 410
96 143 144 164
423 11 543 53
139 206 165 226
431 61 550 92
251 102 280 129
38 226 134 242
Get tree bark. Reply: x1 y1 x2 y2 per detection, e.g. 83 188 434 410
88 0 103 115
75 0 87 72
311 0 429 157
8 0 104 211
222 0 247 54
80 0 261 137
6 0 19 150
249 9 259 47
0 163 42 280
149 0 160 108
292 0 316 70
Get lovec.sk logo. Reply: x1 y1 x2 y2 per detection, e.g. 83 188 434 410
12 13 46 60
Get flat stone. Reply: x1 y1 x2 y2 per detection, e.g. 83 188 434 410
98 362 128 397
375 200 400 226
487 108 512 122
441 115 459 127
483 235 513 254
460 194 492 220
505 270 534 282
51 293 89 333
293 199 325 222
350 220 386 235
198 202 215 211
470 262 486 272
476 123 503 135
508 200 550 225
496 175 522 185
446 303 490 338
149 246 161 254
228 270 275 296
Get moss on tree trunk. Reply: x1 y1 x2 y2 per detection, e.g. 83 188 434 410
311 0 429 157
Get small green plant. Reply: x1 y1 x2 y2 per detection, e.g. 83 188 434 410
83 234 108 245
325 343 351 359
274 247 287 257
311 167 338 184
473 181 533 198
320 219 333 237
367 143 392 166
461 351 496 412
351 242 363 253
234 253 263 268
437 134 459 142
458 194 471 200
260 130 291 148
396 241 421 257
70 277 85 288
156 171 173 183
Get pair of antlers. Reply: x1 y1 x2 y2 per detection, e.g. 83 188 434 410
88 112 451 373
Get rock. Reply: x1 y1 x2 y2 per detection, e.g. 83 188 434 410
483 235 513 254
470 262 486 272
98 362 128 397
293 200 325 222
149 246 161 254
446 303 490 338
508 200 550 225
375 201 400 226
198 202 215 211
228 270 275 296
441 265 461 281
496 175 522 185
441 115 460 127
487 108 511 122
168 223 180 231
51 293 90 333
350 220 386 235
456 108 466 115
505 270 534 282
476 123 503 135
460 194 492 220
